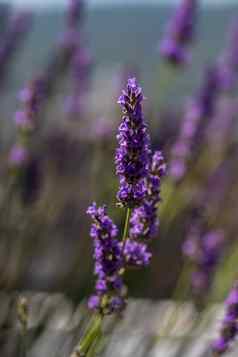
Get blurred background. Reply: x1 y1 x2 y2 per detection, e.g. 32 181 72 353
0 0 237 309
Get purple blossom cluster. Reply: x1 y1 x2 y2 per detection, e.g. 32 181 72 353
212 282 238 355
124 239 151 267
130 151 166 240
160 0 198 65
115 78 151 207
9 78 43 169
87 79 166 315
87 201 158 314
67 0 84 28
87 203 126 314
183 228 225 299
9 144 29 169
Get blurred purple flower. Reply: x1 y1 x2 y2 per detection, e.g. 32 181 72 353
65 45 92 118
169 65 221 181
67 0 84 28
183 227 225 300
169 99 200 181
9 145 28 168
160 0 198 65
212 282 238 355
195 66 221 119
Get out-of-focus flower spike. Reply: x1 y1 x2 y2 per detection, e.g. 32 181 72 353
160 0 198 66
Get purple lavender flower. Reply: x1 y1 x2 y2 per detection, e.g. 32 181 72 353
169 66 221 181
87 202 126 315
115 78 151 207
67 0 84 28
130 151 166 240
124 239 151 267
160 0 198 65
183 228 225 299
212 282 238 355
14 111 32 131
9 145 29 168
65 46 92 117
160 40 189 66
60 0 83 52
195 66 221 119
13 77 45 136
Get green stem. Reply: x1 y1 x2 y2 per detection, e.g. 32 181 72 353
75 314 102 356
122 208 131 245
86 328 102 357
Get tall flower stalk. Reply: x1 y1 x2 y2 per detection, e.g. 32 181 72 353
70 78 165 357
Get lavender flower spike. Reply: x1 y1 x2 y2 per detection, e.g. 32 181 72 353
67 0 84 28
212 281 238 355
87 203 126 315
115 78 151 207
160 0 198 65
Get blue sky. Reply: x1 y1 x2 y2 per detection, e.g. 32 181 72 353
0 0 238 8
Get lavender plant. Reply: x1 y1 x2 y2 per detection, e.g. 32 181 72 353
70 77 165 356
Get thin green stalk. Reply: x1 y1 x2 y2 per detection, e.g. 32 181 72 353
122 208 131 245
86 328 102 357
17 297 28 357
71 207 132 356
75 314 102 356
